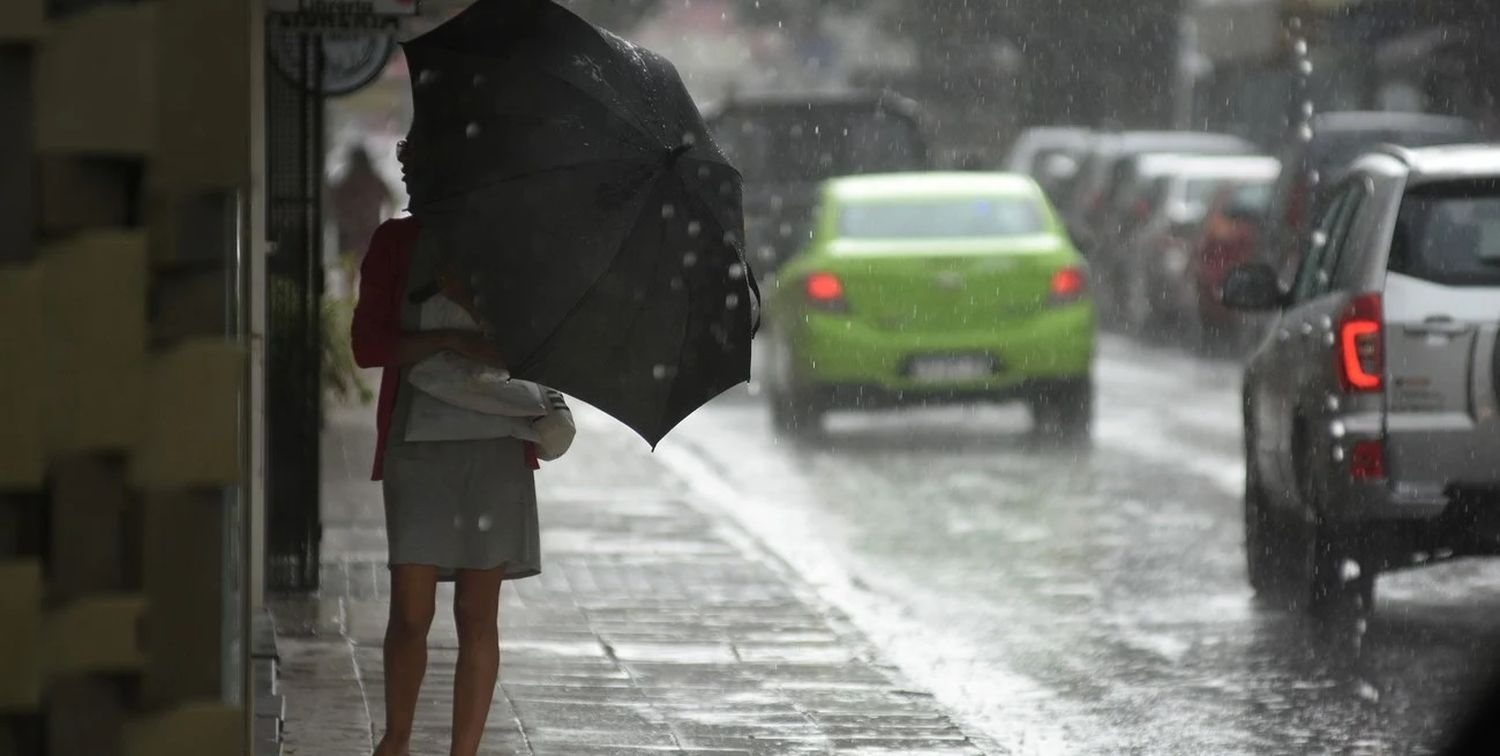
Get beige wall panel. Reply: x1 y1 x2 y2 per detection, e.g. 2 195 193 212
123 703 243 756
141 491 224 705
155 0 252 191
0 0 44 42
40 231 148 454
129 340 244 489
34 3 157 154
0 265 44 489
44 594 146 674
0 561 42 711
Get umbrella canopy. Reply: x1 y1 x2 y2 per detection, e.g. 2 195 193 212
401 0 758 447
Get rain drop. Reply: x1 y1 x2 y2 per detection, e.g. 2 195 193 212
722 231 738 246
725 293 740 309
682 251 698 267
466 122 481 138
472 74 486 87
670 277 684 291
661 203 677 220
681 131 698 147
652 364 669 380
779 222 793 238
1293 38 1308 57
698 165 711 179
452 514 464 529
728 263 744 279
687 220 702 237
1340 560 1362 582
418 69 437 86
476 515 493 532
1298 59 1313 75
1297 124 1314 142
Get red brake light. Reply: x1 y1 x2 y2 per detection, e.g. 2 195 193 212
1337 293 1382 392
1350 440 1386 480
1050 266 1087 303
805 272 845 308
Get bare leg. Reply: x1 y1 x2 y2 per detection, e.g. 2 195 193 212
375 565 438 756
450 564 505 756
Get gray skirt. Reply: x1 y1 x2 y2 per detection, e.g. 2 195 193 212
381 436 540 581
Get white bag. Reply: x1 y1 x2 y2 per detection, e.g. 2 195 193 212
532 389 576 461
408 352 548 417
406 296 548 418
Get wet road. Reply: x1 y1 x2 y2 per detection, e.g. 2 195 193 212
629 335 1500 755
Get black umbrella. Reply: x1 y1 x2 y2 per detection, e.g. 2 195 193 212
401 0 758 447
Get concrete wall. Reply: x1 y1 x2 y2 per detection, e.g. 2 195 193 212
0 1 264 753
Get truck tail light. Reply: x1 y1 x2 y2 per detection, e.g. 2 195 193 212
1350 440 1386 480
1337 293 1382 392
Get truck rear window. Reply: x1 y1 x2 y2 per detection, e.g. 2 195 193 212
1388 180 1500 287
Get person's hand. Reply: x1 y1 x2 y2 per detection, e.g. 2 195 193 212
447 331 508 371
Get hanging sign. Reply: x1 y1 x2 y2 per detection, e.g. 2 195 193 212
268 0 420 33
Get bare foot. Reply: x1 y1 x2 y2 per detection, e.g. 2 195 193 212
373 736 409 756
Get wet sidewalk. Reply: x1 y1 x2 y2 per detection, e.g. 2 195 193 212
269 400 995 755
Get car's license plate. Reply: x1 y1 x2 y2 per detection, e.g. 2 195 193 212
908 355 995 382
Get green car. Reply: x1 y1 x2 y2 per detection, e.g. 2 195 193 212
764 172 1095 436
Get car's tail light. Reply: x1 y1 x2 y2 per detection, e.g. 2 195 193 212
1049 266 1087 305
804 272 847 312
1337 293 1382 392
1349 439 1386 480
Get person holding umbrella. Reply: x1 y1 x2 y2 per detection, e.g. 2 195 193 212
355 0 758 753
354 139 544 756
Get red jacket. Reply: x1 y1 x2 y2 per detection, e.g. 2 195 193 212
351 216 539 480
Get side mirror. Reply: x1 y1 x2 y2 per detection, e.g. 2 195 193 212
1221 263 1283 310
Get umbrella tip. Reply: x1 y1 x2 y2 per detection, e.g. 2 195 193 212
664 143 692 162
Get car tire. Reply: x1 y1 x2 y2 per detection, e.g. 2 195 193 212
1284 429 1375 615
1030 377 1093 440
1243 452 1281 596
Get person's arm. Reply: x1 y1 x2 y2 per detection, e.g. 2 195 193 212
351 221 407 368
351 222 508 369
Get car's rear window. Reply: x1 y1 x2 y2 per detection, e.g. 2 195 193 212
1228 180 1273 214
839 197 1045 239
1389 180 1500 287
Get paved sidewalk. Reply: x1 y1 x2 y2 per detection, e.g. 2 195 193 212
270 400 995 755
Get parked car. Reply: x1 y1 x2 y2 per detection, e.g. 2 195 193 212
1063 130 1256 255
1116 155 1280 338
1086 152 1200 318
1087 151 1258 320
1184 179 1277 353
1226 144 1500 614
705 91 930 281
1257 111 1481 280
1005 126 1094 206
765 172 1094 438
